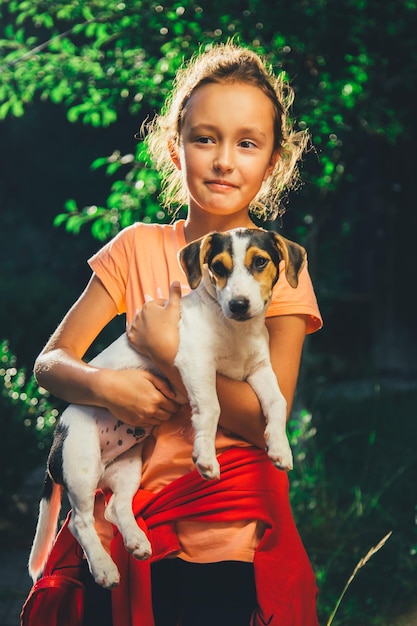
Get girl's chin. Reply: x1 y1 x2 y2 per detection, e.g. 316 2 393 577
191 203 251 218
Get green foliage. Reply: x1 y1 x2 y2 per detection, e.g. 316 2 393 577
0 339 58 506
1 0 416 236
53 141 166 239
290 386 417 625
1 1 417 621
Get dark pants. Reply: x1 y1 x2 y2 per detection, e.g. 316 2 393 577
82 559 256 626
151 559 257 626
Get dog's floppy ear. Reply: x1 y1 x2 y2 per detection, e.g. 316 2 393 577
178 234 213 289
270 233 306 288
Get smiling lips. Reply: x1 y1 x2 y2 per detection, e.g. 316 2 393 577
206 179 238 191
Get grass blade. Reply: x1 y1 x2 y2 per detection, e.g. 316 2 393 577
326 531 393 626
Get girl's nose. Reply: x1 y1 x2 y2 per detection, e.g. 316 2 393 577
213 145 234 172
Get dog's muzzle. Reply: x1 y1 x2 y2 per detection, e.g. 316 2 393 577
228 297 250 320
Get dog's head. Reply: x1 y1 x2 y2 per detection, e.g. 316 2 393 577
179 228 306 321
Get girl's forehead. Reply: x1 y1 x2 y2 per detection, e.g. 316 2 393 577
181 82 276 129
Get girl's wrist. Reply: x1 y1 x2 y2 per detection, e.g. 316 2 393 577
88 366 115 409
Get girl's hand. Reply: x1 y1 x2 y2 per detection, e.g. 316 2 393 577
127 282 188 403
127 281 182 366
99 366 181 428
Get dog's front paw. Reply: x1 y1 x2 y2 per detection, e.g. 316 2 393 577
192 438 220 480
192 451 220 480
265 436 293 472
126 533 152 561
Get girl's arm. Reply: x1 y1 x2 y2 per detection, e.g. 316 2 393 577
34 274 182 428
128 283 307 448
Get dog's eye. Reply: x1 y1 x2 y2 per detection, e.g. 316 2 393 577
211 261 228 277
253 256 269 270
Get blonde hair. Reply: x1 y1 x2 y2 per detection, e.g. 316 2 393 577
145 42 309 221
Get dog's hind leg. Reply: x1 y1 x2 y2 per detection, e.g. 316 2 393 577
103 442 152 560
63 408 121 589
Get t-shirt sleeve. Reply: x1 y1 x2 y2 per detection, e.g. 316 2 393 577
266 257 322 334
87 225 137 314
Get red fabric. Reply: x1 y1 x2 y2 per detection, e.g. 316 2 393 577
111 447 319 626
20 513 85 626
21 448 319 626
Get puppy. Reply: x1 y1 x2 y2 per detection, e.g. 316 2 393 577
29 227 306 589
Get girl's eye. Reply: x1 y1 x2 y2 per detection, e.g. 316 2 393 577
240 140 257 149
195 136 214 144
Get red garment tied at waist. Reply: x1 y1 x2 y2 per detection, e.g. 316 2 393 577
111 447 319 626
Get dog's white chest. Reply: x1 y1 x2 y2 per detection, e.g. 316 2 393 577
178 290 269 381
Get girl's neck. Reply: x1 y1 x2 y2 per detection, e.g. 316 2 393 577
183 211 257 243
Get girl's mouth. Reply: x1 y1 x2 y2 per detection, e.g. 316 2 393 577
206 180 237 191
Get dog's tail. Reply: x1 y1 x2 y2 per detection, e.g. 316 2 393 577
28 472 63 582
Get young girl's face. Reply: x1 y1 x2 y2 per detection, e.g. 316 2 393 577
173 81 278 226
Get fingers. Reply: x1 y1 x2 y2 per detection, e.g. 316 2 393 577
135 370 185 425
104 367 185 429
132 280 181 319
147 371 178 401
166 281 182 308
139 396 182 427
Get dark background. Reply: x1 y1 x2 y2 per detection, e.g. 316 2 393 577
1 1 416 624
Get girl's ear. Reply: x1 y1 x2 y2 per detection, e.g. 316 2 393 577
168 139 181 170
263 149 280 181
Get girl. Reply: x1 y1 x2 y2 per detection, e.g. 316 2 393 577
29 43 322 626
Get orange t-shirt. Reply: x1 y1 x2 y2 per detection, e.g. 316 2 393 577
89 220 322 563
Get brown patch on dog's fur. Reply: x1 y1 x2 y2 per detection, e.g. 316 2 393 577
270 233 306 288
244 246 279 303
179 234 212 289
208 250 233 290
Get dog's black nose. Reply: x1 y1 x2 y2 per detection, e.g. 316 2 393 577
229 297 250 315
